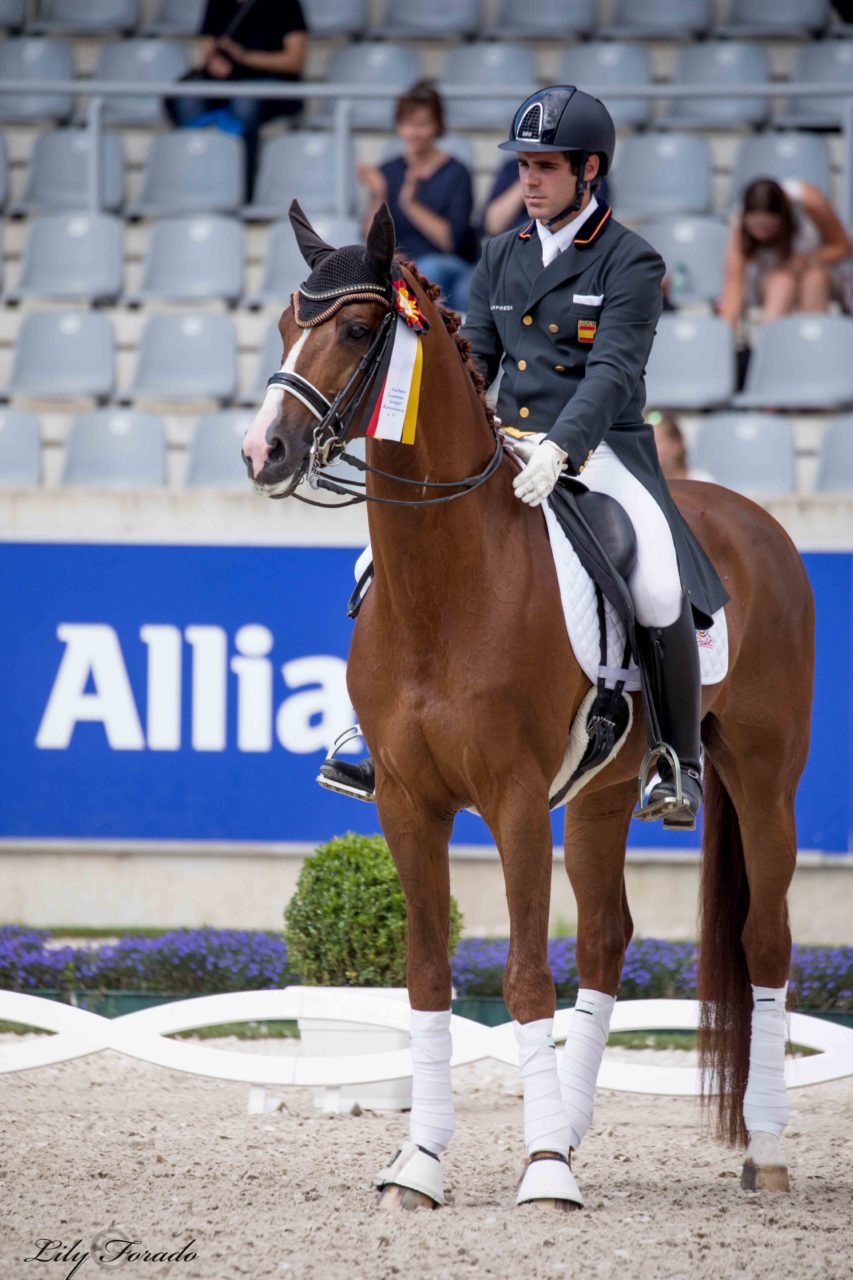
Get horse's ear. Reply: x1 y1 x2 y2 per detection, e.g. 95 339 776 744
289 198 335 269
365 202 396 278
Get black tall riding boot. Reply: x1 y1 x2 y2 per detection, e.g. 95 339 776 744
635 591 703 830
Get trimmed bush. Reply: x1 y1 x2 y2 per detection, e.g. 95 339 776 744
284 832 464 987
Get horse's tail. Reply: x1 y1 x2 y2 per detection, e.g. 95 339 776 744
698 758 751 1146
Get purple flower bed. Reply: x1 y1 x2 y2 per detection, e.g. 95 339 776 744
0 926 294 995
0 926 850 1009
450 936 853 1011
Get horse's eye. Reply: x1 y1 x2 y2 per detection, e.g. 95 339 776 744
347 322 370 342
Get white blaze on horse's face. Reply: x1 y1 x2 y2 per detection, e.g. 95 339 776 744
242 330 310 487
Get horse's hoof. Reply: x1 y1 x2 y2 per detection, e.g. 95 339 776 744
741 1132 790 1192
377 1183 440 1211
375 1140 444 1209
741 1160 791 1193
515 1151 583 1209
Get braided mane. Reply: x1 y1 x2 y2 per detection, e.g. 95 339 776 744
400 258 497 431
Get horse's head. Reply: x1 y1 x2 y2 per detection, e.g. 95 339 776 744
242 200 397 497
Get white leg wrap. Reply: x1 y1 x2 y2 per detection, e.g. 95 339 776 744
558 988 616 1151
408 1008 454 1156
515 1017 573 1157
743 983 789 1140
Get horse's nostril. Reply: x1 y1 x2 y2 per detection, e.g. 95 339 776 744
267 435 283 458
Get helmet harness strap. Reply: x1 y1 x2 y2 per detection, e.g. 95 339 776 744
544 149 592 230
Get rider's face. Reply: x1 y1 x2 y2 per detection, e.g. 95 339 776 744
517 152 599 223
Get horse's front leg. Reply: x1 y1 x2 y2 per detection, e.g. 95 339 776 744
484 786 582 1211
372 780 456 1212
560 778 636 1165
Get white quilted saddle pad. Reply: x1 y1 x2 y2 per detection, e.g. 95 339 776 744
540 500 728 692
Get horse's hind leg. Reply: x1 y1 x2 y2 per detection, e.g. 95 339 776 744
372 786 456 1212
561 778 635 1157
702 714 805 1192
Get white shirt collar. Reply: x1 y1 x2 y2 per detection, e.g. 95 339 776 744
536 194 599 263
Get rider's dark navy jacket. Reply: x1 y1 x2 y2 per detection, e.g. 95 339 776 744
460 199 729 628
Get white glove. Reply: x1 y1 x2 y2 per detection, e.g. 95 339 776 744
512 439 569 507
500 429 544 465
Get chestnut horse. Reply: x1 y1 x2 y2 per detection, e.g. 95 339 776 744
242 206 814 1210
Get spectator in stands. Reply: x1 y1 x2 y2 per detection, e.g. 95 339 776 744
719 177 853 328
169 0 308 202
647 410 711 483
357 81 477 311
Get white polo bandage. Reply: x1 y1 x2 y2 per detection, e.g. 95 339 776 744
743 983 789 1139
515 1017 574 1157
558 988 615 1151
408 1008 455 1156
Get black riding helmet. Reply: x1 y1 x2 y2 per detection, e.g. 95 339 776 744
499 86 616 227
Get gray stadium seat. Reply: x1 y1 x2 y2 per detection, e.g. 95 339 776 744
599 0 711 38
94 40 188 126
0 135 6 208
557 43 652 130
132 131 244 217
244 131 354 219
10 212 122 303
131 313 237 403
63 411 166 488
14 128 123 214
660 42 769 129
729 133 831 205
142 0 205 34
734 314 853 409
717 0 829 37
0 409 40 485
441 44 537 131
491 0 595 38
30 0 139 33
609 134 712 220
0 38 73 122
302 0 366 35
133 216 243 304
778 42 853 129
317 43 421 131
382 134 474 168
0 0 25 27
635 217 729 307
242 320 284 404
644 315 735 408
186 411 255 488
6 311 114 401
691 414 795 495
815 416 853 491
247 216 360 306
378 0 480 37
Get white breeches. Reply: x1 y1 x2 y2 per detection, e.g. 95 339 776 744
579 441 682 628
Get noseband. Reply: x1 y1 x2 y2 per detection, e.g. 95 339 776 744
265 305 504 510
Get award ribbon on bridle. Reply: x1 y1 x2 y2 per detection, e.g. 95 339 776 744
365 278 429 446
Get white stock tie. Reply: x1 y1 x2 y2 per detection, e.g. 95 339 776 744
541 237 562 268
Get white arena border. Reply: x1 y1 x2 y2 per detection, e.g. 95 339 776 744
1 988 851 1097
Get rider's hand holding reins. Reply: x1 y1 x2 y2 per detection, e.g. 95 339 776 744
512 439 569 507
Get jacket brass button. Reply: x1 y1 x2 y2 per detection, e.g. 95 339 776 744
518 359 527 371
548 323 559 333
519 407 530 418
554 364 566 372
522 314 533 326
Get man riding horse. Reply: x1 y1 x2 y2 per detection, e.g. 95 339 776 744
320 86 729 829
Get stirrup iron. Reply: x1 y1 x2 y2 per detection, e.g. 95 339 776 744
634 742 695 830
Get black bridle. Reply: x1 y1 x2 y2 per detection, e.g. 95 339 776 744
264 304 504 510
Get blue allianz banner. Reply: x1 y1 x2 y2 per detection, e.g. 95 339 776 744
0 543 850 850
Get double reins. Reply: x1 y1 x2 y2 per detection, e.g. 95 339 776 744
266 298 504 510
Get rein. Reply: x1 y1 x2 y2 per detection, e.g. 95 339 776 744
266 303 504 510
